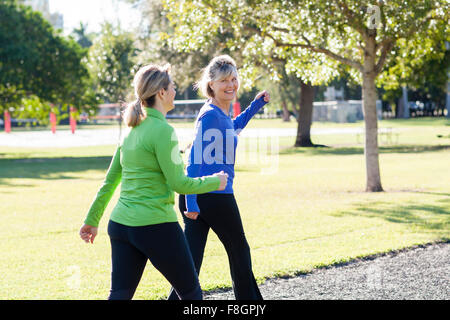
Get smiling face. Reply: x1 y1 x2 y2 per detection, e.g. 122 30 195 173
209 73 239 104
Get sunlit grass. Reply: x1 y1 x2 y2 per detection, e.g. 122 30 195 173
0 118 449 299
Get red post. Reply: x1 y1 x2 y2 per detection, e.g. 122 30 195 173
233 101 241 117
50 112 56 134
70 106 76 134
4 111 11 133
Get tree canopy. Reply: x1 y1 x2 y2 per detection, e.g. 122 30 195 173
0 0 97 121
161 0 447 86
160 0 449 192
86 23 138 104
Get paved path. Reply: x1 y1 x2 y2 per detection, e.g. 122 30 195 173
0 127 402 148
204 242 449 300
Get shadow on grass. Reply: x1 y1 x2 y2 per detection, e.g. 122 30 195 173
0 156 112 184
280 144 450 156
416 191 450 197
380 117 450 127
0 153 259 186
331 197 450 236
0 152 33 159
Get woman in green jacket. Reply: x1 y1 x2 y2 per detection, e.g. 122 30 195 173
79 64 228 300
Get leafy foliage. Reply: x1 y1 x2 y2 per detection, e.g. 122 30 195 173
0 0 97 121
86 23 139 103
161 0 448 87
158 0 448 191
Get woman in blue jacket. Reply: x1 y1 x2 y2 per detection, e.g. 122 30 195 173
168 55 270 300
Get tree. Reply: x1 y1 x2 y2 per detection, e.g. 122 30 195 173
162 0 448 192
380 28 449 117
258 66 301 121
71 22 94 49
266 59 318 146
86 23 139 104
123 0 237 98
0 0 97 122
125 0 322 146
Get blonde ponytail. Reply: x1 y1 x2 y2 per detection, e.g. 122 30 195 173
124 64 171 128
123 99 146 128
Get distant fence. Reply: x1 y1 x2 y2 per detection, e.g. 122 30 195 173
0 99 385 128
312 100 382 123
91 99 207 122
169 99 206 119
84 99 384 123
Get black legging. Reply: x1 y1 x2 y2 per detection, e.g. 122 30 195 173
107 220 202 300
168 193 262 300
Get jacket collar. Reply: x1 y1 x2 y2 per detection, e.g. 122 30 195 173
208 101 230 117
146 107 167 122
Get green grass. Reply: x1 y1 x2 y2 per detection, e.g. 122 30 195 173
0 117 449 299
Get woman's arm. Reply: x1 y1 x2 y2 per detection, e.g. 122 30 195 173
154 123 221 195
185 135 202 213
233 91 270 133
83 145 123 228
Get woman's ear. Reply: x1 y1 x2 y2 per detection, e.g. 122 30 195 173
208 81 215 97
157 88 165 99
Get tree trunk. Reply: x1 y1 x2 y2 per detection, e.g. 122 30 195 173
362 36 383 192
395 98 401 118
446 42 450 118
401 86 409 118
295 81 315 147
446 69 450 118
281 100 291 122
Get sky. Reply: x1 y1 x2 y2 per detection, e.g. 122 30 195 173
48 0 140 35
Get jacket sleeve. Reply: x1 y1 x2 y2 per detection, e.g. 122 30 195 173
185 119 202 213
84 146 122 227
232 96 267 133
154 123 220 195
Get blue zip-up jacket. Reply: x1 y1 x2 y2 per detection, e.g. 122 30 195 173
185 96 267 213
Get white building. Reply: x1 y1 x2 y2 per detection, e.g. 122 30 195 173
313 100 382 123
21 0 64 30
324 86 344 101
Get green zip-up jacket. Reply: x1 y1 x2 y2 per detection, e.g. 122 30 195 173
84 107 221 227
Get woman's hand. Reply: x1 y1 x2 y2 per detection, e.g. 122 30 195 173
187 172 228 220
255 90 270 103
213 170 228 191
79 224 98 244
184 211 199 220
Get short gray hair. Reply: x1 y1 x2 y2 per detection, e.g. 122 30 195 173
195 55 239 98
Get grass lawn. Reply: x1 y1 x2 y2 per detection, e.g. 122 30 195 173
0 117 449 299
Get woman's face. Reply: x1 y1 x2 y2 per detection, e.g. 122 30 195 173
209 74 239 103
163 80 177 112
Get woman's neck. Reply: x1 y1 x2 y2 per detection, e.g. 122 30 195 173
150 103 167 116
211 98 230 115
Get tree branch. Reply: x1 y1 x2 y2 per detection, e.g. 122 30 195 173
374 9 440 74
374 38 395 74
238 19 364 71
201 0 363 71
273 38 363 71
398 15 436 40
332 0 368 38
271 25 290 33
